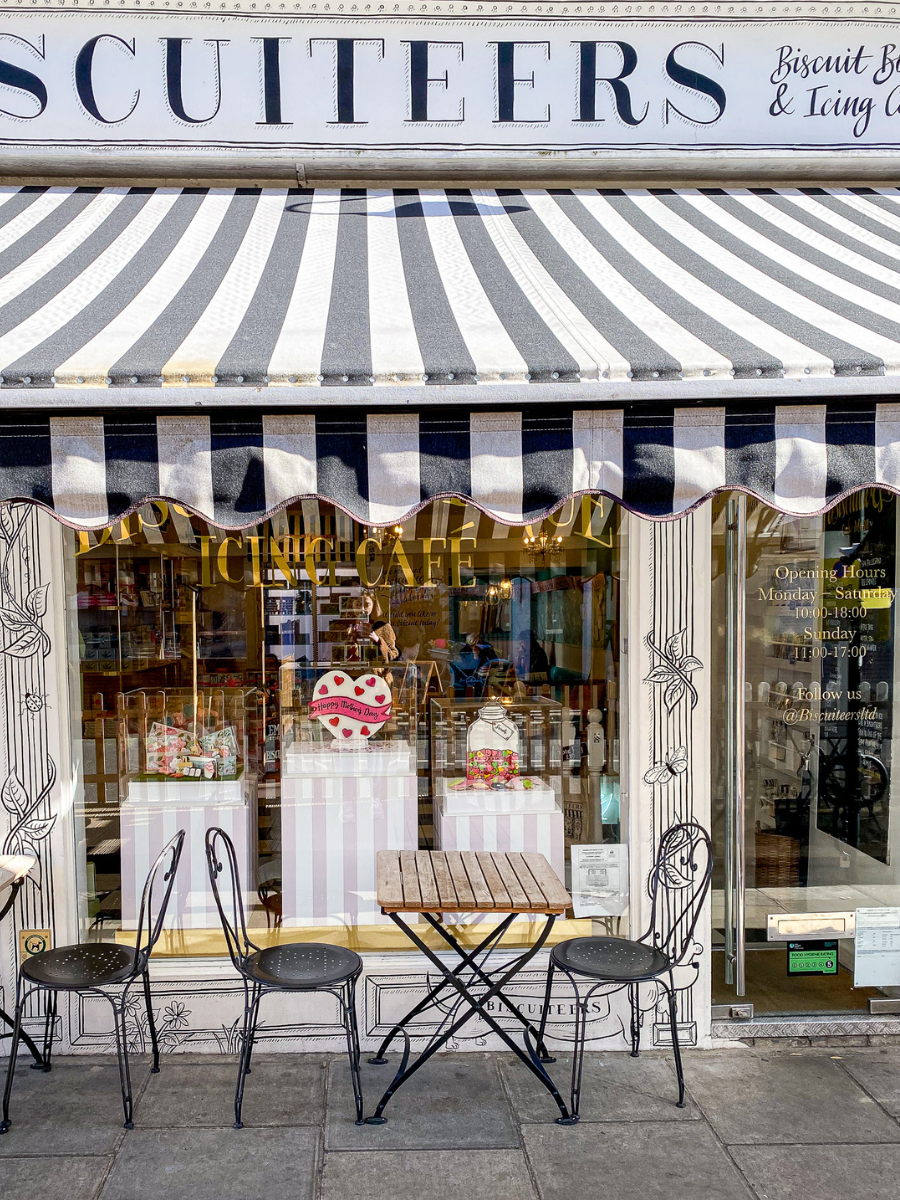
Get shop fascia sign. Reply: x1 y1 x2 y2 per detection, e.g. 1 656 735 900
73 495 611 588
3 12 900 152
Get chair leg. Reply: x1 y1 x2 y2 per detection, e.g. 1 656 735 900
0 987 25 1134
665 978 686 1109
142 971 160 1074
536 959 556 1064
41 991 57 1072
629 983 641 1057
342 978 364 1126
234 985 261 1130
110 999 136 1129
568 985 587 1123
243 985 262 1078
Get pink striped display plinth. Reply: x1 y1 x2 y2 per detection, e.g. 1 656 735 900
436 803 565 882
281 773 418 926
120 796 253 930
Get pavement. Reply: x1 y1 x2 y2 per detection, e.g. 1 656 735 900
1 1045 900 1198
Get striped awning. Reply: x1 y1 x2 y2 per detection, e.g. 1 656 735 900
5 185 900 528
3 403 899 529
3 186 900 392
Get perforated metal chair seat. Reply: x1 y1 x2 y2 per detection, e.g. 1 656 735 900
243 943 362 989
551 936 669 982
21 942 140 989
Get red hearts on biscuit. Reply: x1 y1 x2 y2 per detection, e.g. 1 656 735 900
318 686 328 695
329 717 340 727
375 694 386 704
366 677 376 687
342 728 353 738
334 675 344 685
360 726 370 736
355 686 364 696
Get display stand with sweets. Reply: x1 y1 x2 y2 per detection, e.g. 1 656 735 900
117 688 260 929
431 697 565 881
279 667 418 927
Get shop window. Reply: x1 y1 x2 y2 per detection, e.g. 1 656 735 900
64 498 623 953
712 489 900 1014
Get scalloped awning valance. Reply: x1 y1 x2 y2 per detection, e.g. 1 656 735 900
1 403 898 530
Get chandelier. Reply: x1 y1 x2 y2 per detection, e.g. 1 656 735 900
486 578 512 601
522 530 564 563
367 524 403 549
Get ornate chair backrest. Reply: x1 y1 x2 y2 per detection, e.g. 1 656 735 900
645 821 713 967
205 826 258 969
134 829 185 968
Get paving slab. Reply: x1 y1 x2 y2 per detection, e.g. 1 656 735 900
839 1051 900 1119
135 1054 327 1127
682 1051 900 1145
0 1058 151 1155
0 1156 109 1200
522 1121 752 1200
325 1053 519 1150
322 1149 536 1200
731 1143 900 1200
501 1052 698 1123
98 1127 319 1200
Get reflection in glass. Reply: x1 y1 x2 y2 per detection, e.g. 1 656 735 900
65 498 623 951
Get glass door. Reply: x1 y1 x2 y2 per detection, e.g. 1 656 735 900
712 489 900 1015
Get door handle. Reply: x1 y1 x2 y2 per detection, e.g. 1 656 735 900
725 495 747 995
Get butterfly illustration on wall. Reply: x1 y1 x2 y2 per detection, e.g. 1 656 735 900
643 746 688 786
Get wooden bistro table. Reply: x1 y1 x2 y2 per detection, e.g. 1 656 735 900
0 855 46 1069
368 849 576 1125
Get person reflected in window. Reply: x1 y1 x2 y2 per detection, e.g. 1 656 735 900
513 631 549 683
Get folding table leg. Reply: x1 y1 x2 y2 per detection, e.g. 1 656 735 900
0 1005 47 1070
369 919 513 1064
423 914 556 1062
365 912 574 1125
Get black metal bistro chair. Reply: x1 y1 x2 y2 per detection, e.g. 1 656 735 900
537 821 712 1119
205 826 364 1128
0 830 185 1134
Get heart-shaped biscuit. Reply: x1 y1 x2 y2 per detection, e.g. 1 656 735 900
310 670 393 741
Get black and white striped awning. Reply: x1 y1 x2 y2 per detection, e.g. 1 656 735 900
3 186 900 391
2 403 899 528
5 185 900 527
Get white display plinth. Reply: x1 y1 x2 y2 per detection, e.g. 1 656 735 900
284 741 414 778
281 745 418 926
125 777 245 804
120 778 255 930
436 797 565 882
440 776 558 816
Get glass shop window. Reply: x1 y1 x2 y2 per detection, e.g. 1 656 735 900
712 489 900 1013
64 498 624 953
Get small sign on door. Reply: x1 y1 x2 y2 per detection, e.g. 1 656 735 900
855 907 900 988
787 940 838 976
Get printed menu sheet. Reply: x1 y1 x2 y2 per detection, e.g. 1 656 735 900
855 907 900 987
571 845 628 918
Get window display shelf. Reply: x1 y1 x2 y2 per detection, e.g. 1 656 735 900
283 741 414 777
439 777 559 815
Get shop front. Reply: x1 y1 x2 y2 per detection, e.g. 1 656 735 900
4 3 900 1053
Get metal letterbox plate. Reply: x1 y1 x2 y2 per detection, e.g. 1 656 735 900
767 911 856 941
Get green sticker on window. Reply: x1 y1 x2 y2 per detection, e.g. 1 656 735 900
787 940 839 976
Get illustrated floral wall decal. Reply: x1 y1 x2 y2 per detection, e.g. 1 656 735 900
644 628 703 711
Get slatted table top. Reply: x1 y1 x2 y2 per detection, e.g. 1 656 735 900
376 850 571 915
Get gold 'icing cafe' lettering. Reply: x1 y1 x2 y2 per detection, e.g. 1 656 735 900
72 496 611 585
